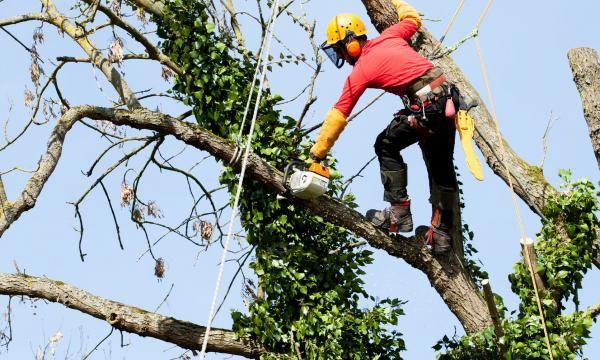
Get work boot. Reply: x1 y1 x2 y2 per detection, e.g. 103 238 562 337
366 199 413 233
416 225 451 254
416 206 452 254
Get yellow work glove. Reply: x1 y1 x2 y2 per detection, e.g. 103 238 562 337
455 110 484 181
310 108 348 161
391 0 421 28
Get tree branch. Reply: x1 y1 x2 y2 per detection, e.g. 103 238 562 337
40 0 140 108
81 0 183 75
127 0 166 18
0 273 262 358
591 300 600 319
0 107 86 236
0 13 46 27
76 106 492 334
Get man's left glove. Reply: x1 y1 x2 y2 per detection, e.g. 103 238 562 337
309 108 348 161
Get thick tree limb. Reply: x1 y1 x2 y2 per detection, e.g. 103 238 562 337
568 48 600 170
359 0 600 269
0 93 491 334
0 273 262 358
74 106 492 334
0 108 85 236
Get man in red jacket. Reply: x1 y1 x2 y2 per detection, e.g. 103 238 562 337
310 1 459 254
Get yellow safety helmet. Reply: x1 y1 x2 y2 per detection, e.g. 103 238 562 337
322 13 368 68
325 13 367 45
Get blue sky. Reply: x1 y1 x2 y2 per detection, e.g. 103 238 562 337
0 0 599 359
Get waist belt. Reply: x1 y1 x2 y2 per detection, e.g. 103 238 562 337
407 67 446 101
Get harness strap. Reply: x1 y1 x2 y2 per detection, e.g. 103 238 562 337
407 67 445 97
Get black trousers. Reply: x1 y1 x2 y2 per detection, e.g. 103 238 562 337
374 105 458 210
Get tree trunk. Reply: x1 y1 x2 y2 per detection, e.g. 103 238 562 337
568 47 600 170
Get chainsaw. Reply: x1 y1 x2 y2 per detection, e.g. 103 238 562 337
283 161 330 200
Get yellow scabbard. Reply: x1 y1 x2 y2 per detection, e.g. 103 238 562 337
455 110 484 181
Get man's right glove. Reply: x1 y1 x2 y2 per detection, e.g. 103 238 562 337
309 108 348 161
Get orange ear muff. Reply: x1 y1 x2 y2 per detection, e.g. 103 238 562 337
345 39 362 58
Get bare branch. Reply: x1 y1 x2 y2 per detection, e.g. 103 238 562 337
0 273 263 358
539 112 557 170
221 0 245 47
80 0 182 75
40 0 140 108
0 13 46 27
0 107 86 236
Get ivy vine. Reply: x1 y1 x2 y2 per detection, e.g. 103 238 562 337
436 170 599 359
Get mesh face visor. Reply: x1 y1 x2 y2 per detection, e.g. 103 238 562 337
321 42 345 69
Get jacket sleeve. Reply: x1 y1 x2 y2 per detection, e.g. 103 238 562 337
334 69 368 118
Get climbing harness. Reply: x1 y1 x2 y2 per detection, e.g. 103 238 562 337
198 1 281 358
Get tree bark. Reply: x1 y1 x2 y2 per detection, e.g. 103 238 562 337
0 273 263 358
359 0 600 269
568 48 600 170
591 300 600 319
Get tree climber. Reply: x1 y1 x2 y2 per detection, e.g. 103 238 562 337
310 0 460 254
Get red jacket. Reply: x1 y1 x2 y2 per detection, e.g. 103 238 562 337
334 20 433 117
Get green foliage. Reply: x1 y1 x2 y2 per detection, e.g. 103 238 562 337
153 1 405 358
436 170 599 359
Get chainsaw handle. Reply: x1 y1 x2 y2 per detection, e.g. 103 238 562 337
283 161 304 190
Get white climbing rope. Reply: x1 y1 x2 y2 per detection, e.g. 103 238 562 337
229 27 268 165
198 1 281 358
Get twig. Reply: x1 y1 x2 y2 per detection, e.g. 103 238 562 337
0 176 7 220
539 111 557 170
83 136 154 176
81 327 114 360
340 156 377 198
329 241 367 255
74 203 86 261
302 92 385 136
99 180 124 250
154 283 174 313
74 137 156 206
0 27 44 63
151 156 225 241
213 246 255 318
